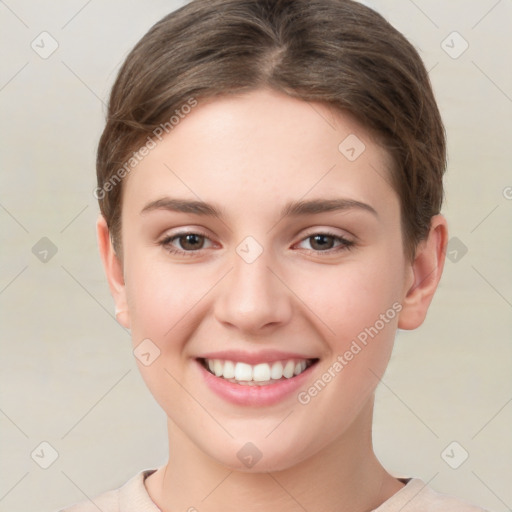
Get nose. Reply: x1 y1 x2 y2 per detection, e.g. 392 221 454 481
213 246 293 335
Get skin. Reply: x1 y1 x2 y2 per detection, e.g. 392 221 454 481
97 88 448 512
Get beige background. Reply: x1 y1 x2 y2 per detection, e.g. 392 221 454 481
0 1 511 511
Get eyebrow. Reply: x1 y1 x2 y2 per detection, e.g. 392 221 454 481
140 197 378 218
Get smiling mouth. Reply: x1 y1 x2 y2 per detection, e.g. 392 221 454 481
198 357 318 386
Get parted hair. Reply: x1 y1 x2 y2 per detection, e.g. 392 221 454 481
97 0 446 260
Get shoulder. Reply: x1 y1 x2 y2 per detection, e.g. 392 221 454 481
58 469 160 512
375 478 490 512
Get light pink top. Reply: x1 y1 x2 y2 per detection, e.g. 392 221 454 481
59 468 489 511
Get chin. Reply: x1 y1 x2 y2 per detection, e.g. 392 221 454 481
202 436 314 474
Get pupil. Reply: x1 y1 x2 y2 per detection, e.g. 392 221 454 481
182 234 203 250
312 235 333 250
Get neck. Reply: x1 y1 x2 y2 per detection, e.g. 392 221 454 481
145 397 404 512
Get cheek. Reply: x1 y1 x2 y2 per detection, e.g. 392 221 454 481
290 261 402 432
300 254 404 345
123 248 207 341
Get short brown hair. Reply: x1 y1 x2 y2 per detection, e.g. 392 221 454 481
96 0 446 260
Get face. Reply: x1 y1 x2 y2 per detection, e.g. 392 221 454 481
110 88 418 471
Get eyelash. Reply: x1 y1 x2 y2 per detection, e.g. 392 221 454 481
159 230 355 257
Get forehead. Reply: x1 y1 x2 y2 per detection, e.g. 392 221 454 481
122 88 396 220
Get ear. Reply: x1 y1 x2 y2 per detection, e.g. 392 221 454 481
398 214 448 330
96 214 131 329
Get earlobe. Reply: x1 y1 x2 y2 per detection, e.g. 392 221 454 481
398 215 448 330
96 215 131 329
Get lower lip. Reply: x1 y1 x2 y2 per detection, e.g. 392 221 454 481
195 360 316 407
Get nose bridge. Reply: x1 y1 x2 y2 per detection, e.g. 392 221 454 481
213 237 292 332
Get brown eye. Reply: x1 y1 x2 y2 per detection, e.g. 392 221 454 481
297 232 354 254
177 233 205 250
309 234 336 251
160 231 213 256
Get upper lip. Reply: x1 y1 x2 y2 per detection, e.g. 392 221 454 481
196 349 318 365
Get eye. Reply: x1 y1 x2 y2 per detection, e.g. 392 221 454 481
158 230 354 257
296 231 354 254
159 231 214 256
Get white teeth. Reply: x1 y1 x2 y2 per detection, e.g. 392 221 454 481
283 360 295 378
223 360 235 379
213 359 223 377
253 363 271 382
234 362 253 381
270 361 283 380
203 357 312 383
